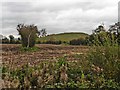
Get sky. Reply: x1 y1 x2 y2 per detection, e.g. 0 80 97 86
0 0 120 37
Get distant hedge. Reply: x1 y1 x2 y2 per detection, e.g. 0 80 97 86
37 40 62 45
69 38 88 45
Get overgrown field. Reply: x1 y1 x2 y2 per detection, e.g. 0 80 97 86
2 44 88 68
1 44 120 88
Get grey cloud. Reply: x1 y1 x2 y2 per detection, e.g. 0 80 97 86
2 1 111 14
1 0 119 36
2 2 32 12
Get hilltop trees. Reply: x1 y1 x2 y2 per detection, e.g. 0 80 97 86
17 24 39 48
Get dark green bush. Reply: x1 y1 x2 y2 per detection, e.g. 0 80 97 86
69 38 88 45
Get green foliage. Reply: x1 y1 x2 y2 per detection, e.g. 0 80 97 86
89 22 120 46
89 32 118 46
2 37 9 44
88 45 120 82
87 26 120 84
9 35 15 44
17 24 39 47
2 66 8 74
43 40 62 45
1 35 21 44
69 38 88 45
20 46 39 52
57 55 67 67
2 57 120 88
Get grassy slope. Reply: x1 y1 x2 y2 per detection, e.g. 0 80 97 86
37 32 89 42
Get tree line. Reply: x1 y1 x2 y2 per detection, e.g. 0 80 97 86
1 22 120 47
1 35 21 44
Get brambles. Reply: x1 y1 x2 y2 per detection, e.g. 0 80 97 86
2 57 120 88
88 45 120 83
89 22 120 46
2 44 120 88
86 23 120 88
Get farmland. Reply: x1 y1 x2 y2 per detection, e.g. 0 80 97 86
2 44 88 69
1 23 120 89
1 44 91 88
37 32 88 43
1 44 120 88
1 0 120 88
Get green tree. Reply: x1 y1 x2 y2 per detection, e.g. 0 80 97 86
17 24 39 48
2 37 9 44
93 24 106 34
9 35 15 44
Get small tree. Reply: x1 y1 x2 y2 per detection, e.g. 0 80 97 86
109 22 120 45
93 24 106 34
9 35 15 44
89 23 119 46
2 37 9 44
40 28 47 37
17 24 39 48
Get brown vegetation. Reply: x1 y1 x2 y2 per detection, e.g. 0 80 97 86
2 44 88 69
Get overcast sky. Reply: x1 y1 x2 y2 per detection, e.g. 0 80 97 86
0 0 120 37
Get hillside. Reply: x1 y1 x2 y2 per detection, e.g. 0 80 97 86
37 32 89 43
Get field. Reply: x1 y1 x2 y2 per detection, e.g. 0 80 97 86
37 32 88 43
1 44 89 88
2 44 88 69
1 44 120 88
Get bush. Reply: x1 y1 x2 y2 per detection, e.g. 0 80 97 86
45 40 62 45
20 46 39 52
38 40 62 45
88 31 118 46
87 45 120 83
2 37 9 44
87 29 120 84
17 24 39 48
69 38 88 45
